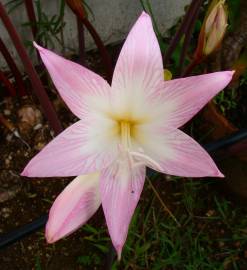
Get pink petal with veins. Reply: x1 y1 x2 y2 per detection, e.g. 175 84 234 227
21 118 119 177
34 42 111 119
46 173 101 243
151 71 234 128
100 159 146 259
110 12 163 118
138 126 223 177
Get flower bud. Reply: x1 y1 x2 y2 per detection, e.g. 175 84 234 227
195 0 228 59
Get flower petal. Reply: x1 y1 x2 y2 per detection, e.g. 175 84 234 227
21 118 119 177
34 42 111 119
110 12 163 118
137 126 223 177
100 159 146 259
46 173 101 243
152 71 234 128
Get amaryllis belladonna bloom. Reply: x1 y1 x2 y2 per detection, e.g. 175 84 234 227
21 12 233 259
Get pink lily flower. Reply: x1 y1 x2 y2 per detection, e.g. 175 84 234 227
21 12 233 259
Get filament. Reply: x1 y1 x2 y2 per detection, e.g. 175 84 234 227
129 151 163 171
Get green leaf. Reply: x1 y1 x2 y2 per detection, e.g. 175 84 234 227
136 242 151 255
228 0 241 30
83 224 99 234
93 243 109 253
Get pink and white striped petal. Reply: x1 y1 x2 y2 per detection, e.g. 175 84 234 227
34 42 111 119
46 173 101 243
21 118 119 177
110 12 163 119
137 126 223 177
151 71 234 128
100 159 146 259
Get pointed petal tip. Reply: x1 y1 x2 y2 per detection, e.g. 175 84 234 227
45 223 57 244
21 164 34 177
139 11 152 22
21 165 45 178
217 171 225 178
141 10 149 17
46 236 54 244
215 70 234 83
205 166 224 178
45 233 56 244
33 41 42 50
117 252 122 261
115 244 123 261
227 70 235 79
20 168 28 177
209 169 224 178
220 70 235 84
33 41 47 55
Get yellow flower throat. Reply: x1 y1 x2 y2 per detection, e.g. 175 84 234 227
120 121 132 150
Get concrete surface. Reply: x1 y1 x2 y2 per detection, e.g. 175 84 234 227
0 0 190 69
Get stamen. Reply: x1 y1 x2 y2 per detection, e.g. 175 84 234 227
131 161 146 169
129 151 163 172
118 121 162 173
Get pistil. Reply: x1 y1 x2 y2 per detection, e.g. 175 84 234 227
120 121 132 150
118 120 162 172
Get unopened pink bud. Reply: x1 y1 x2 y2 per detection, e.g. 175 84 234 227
195 0 228 59
204 0 228 55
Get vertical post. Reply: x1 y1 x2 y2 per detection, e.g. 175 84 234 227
0 37 26 96
0 2 62 135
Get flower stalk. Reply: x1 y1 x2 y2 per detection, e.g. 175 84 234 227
66 0 113 82
163 0 200 67
0 2 62 135
0 70 16 96
178 0 204 76
77 16 85 65
24 0 38 39
0 37 26 96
